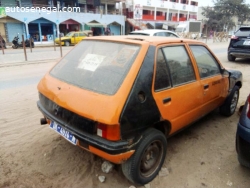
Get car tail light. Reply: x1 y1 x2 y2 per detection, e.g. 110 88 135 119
231 35 238 39
247 95 250 119
97 123 120 141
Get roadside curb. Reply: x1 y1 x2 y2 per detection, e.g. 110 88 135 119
0 58 58 68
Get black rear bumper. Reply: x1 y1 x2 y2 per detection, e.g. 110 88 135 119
228 49 250 58
37 101 132 155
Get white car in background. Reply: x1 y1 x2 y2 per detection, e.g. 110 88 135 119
128 29 180 38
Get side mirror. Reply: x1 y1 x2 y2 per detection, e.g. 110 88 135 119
222 69 230 77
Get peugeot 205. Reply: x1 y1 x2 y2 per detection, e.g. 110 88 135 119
37 36 242 185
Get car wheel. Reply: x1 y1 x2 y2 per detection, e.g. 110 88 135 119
228 54 236 61
238 155 250 168
12 45 18 49
220 86 239 116
64 41 70 46
121 128 167 185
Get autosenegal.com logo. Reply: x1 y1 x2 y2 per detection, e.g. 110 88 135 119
0 7 6 16
0 5 80 15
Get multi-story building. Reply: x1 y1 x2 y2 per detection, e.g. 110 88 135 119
0 0 125 44
125 0 199 31
0 0 200 44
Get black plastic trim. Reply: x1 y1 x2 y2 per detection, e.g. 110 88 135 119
37 101 132 155
120 46 161 138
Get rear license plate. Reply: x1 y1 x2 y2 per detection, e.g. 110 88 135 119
50 121 78 145
243 40 250 45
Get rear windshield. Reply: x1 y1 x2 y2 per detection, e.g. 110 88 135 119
50 40 140 95
65 32 73 37
129 32 150 36
235 27 250 37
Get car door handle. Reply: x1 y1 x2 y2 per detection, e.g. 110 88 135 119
163 97 171 104
204 84 209 89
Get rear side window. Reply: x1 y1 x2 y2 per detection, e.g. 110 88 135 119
154 49 171 91
154 32 166 36
169 33 178 38
235 27 250 37
50 41 140 95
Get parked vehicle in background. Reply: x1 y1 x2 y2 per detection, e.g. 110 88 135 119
227 26 250 61
37 36 242 185
236 93 250 168
128 29 179 38
175 21 202 39
12 35 34 49
54 30 93 46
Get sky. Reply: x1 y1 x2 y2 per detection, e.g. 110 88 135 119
198 0 250 7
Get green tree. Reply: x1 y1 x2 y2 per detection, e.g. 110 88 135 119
202 0 250 32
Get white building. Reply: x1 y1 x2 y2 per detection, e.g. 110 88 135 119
124 0 199 29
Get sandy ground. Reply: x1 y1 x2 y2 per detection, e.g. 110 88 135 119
0 52 250 188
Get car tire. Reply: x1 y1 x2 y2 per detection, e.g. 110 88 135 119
220 86 239 116
228 54 236 61
64 41 70 46
238 155 250 168
12 45 18 49
121 128 167 185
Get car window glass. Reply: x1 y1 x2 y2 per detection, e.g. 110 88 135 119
79 32 86 37
165 32 170 37
66 32 73 37
170 33 178 38
154 49 171 91
235 27 250 37
162 45 196 86
50 41 140 95
156 32 166 36
129 32 150 36
74 33 79 37
190 45 220 79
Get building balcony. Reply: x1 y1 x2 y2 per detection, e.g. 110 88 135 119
134 0 198 13
142 15 165 20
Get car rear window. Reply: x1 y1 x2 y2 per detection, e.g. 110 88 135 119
235 27 250 37
50 40 140 95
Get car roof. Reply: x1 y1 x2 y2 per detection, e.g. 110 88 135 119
85 35 204 46
129 29 176 35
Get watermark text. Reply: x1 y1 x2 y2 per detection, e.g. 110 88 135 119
5 6 80 14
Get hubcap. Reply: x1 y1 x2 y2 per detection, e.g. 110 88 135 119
140 140 163 177
230 91 239 113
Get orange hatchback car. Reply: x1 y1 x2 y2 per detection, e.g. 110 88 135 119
37 36 242 185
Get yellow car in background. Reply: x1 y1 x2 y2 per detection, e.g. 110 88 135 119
55 30 93 46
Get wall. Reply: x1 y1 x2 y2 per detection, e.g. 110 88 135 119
109 25 120 35
6 23 25 42
0 23 6 40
